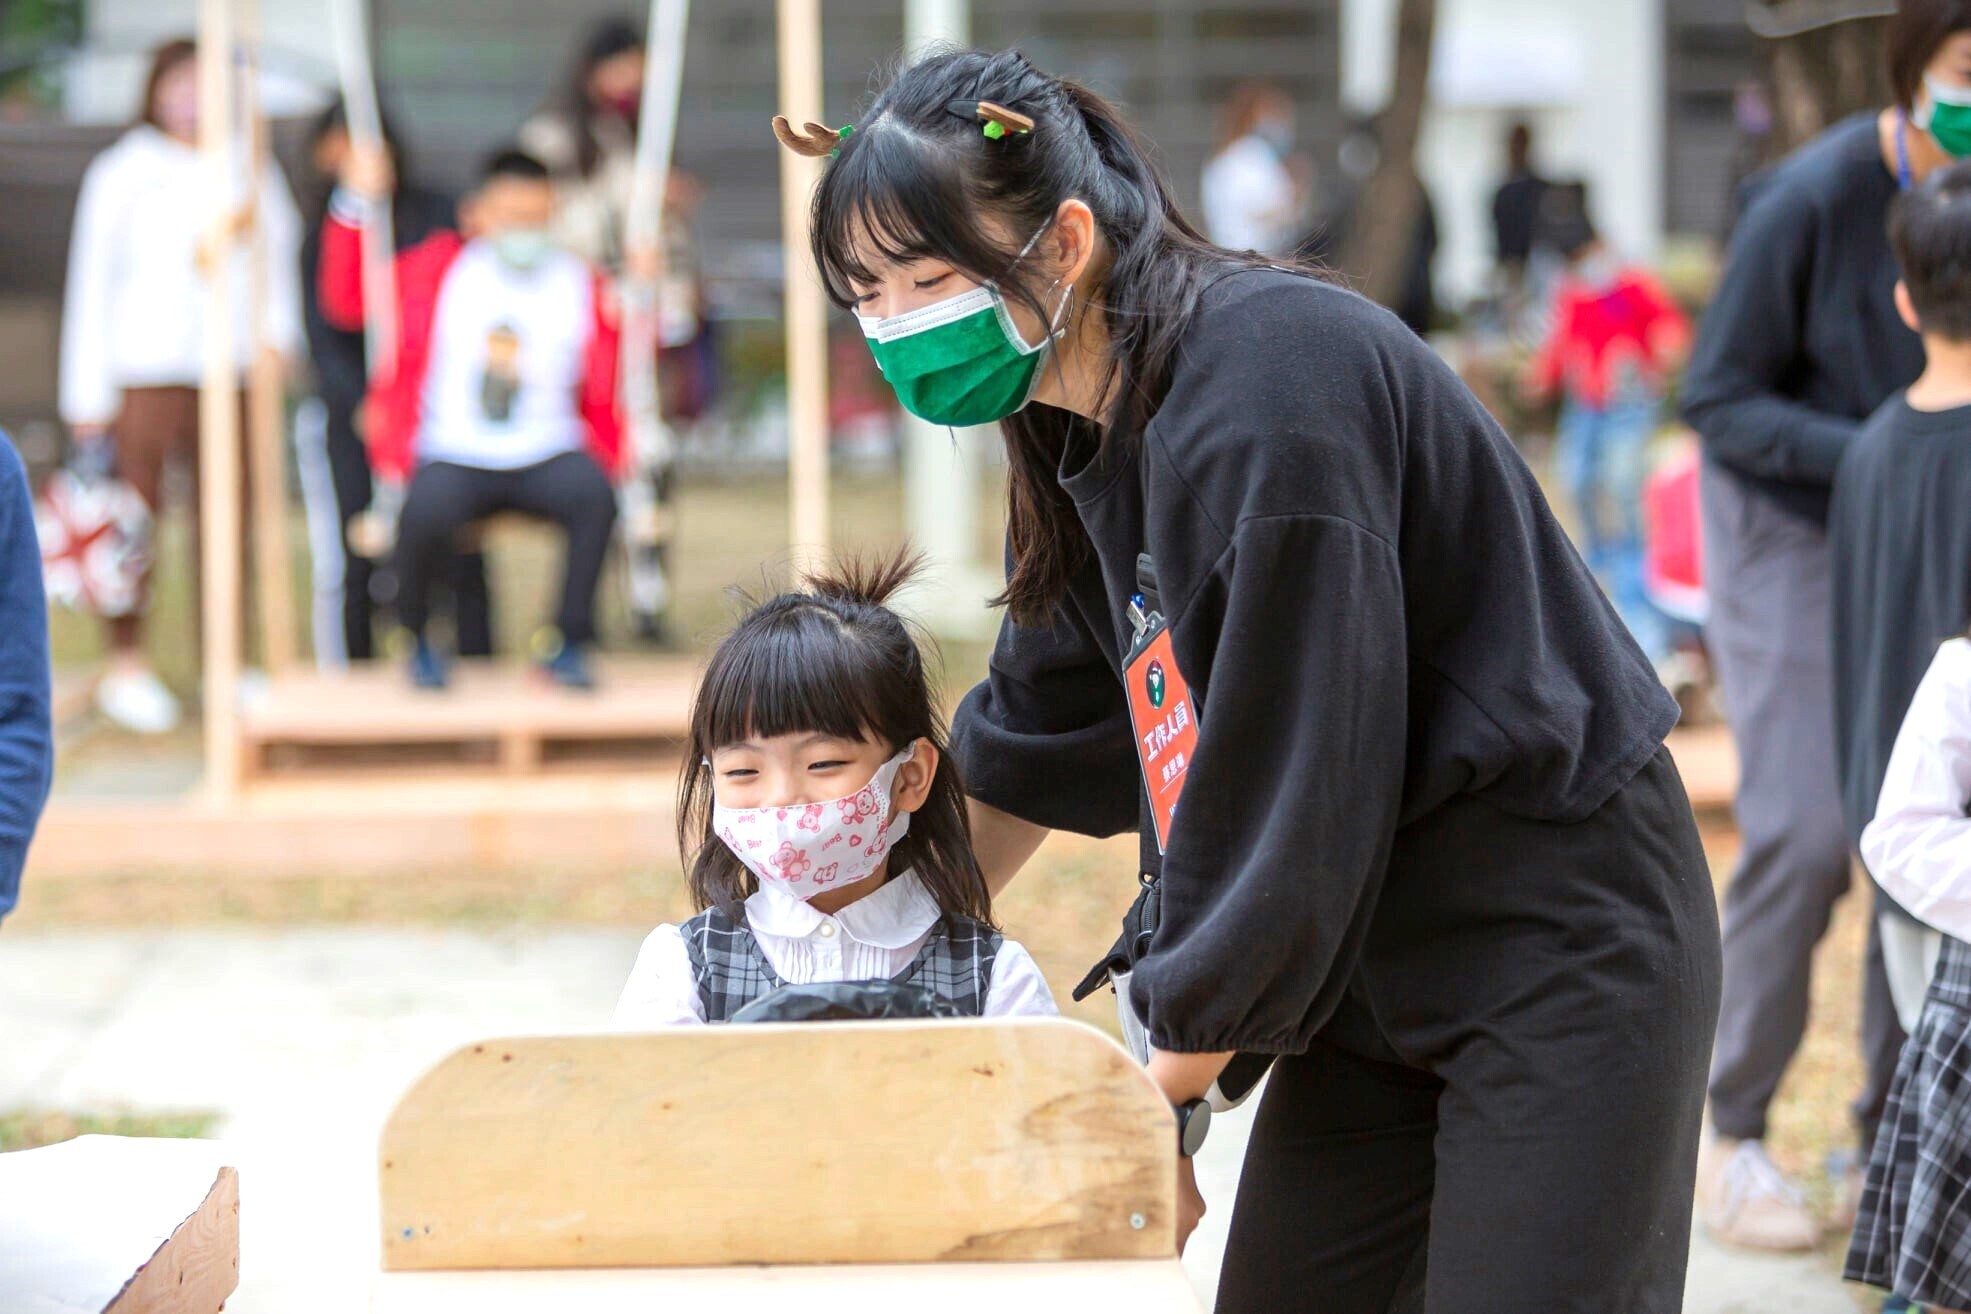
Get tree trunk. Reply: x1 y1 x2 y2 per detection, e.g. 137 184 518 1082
1339 0 1436 310
1757 3 1892 154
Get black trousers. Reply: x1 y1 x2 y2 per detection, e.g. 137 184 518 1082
1215 748 1722 1314
319 395 492 660
395 452 616 647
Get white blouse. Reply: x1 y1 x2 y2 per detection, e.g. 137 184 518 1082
1864 637 1971 942
612 870 1059 1026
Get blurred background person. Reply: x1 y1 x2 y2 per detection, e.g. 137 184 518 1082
320 146 622 692
1304 113 1438 336
1678 0 1967 1256
296 101 490 668
57 36 303 734
1522 181 1689 671
519 16 646 273
1201 79 1304 256
1491 120 1552 290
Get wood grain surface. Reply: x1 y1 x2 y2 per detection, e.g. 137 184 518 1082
379 1019 1176 1270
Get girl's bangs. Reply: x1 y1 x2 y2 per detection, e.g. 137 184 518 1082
695 609 895 752
814 132 984 307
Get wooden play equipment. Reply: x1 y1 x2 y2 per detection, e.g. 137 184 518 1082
777 0 830 578
0 1136 240 1314
370 1018 1203 1311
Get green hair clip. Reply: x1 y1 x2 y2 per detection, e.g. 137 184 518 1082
832 124 853 158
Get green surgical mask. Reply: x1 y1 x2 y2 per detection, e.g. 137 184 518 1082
494 228 552 272
858 226 1072 427
1920 76 1971 158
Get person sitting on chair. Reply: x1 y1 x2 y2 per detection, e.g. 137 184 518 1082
319 144 621 690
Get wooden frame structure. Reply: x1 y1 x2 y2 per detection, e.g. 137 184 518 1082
169 0 833 807
371 1020 1203 1310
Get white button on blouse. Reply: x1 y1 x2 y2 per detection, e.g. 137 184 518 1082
612 869 1059 1026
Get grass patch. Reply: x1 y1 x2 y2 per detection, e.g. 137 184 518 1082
0 1108 221 1151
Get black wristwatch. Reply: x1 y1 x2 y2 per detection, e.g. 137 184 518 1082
1175 1096 1212 1158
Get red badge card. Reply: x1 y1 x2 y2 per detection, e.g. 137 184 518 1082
1125 617 1201 854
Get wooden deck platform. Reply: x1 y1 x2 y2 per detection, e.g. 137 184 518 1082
238 657 698 778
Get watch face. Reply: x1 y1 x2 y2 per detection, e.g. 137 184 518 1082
1180 1098 1212 1157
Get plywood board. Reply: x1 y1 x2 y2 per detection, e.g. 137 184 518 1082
374 1259 1204 1312
0 1136 238 1314
380 1020 1176 1270
237 657 698 745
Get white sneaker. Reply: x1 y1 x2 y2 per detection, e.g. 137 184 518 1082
96 668 183 736
1696 1136 1823 1252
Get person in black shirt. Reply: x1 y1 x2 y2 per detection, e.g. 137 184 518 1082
789 49 1720 1312
1492 119 1549 277
1833 160 1971 1041
297 102 490 665
1679 0 1969 1253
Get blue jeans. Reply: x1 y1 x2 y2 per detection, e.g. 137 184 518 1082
1557 397 1669 662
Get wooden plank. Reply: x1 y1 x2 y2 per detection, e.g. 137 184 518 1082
379 1021 1176 1270
197 0 244 802
30 770 676 878
375 1259 1204 1312
240 0 296 674
235 657 698 746
0 1136 239 1314
776 0 829 576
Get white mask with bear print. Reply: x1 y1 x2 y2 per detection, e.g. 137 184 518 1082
710 747 915 902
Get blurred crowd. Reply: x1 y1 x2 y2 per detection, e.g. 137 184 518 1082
50 19 715 725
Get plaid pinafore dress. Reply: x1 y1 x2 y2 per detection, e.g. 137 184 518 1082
1846 933 1971 1307
680 903 1002 1022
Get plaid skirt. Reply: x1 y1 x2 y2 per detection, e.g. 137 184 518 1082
1846 934 1971 1307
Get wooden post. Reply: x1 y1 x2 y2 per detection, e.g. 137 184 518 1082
241 0 297 672
198 0 245 799
776 0 829 577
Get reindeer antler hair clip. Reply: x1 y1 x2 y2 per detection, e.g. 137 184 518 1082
773 115 852 159
948 100 1035 140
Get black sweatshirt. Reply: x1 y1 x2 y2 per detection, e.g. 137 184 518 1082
950 269 1679 1056
1831 398 1971 905
1680 113 1923 526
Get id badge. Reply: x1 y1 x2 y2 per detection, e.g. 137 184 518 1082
1124 613 1200 855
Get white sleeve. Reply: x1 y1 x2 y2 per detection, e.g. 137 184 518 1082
60 149 123 426
984 939 1059 1018
610 925 707 1027
259 161 307 361
1863 640 1971 942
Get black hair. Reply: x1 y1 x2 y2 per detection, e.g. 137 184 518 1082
1892 0 1971 110
477 147 551 186
1891 158 1971 339
677 552 994 927
549 15 645 177
810 48 1316 626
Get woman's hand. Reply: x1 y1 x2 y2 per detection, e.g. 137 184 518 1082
340 142 396 200
1176 1152 1206 1255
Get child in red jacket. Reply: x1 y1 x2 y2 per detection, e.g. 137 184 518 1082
1523 183 1689 667
320 145 621 690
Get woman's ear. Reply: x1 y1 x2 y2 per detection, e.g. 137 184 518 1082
892 738 938 814
1051 198 1098 287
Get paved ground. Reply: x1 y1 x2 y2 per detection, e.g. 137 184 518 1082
1 928 1864 1312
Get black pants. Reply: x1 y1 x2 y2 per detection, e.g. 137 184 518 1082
395 452 616 647
1215 748 1722 1314
319 396 491 660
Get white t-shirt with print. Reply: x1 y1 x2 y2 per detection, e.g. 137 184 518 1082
418 240 592 471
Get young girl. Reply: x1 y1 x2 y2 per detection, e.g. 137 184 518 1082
1847 633 1971 1312
613 555 1057 1025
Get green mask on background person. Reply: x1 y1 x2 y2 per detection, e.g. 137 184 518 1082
1920 75 1971 158
858 223 1073 428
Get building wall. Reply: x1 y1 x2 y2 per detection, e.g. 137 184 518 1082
1341 0 1666 308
